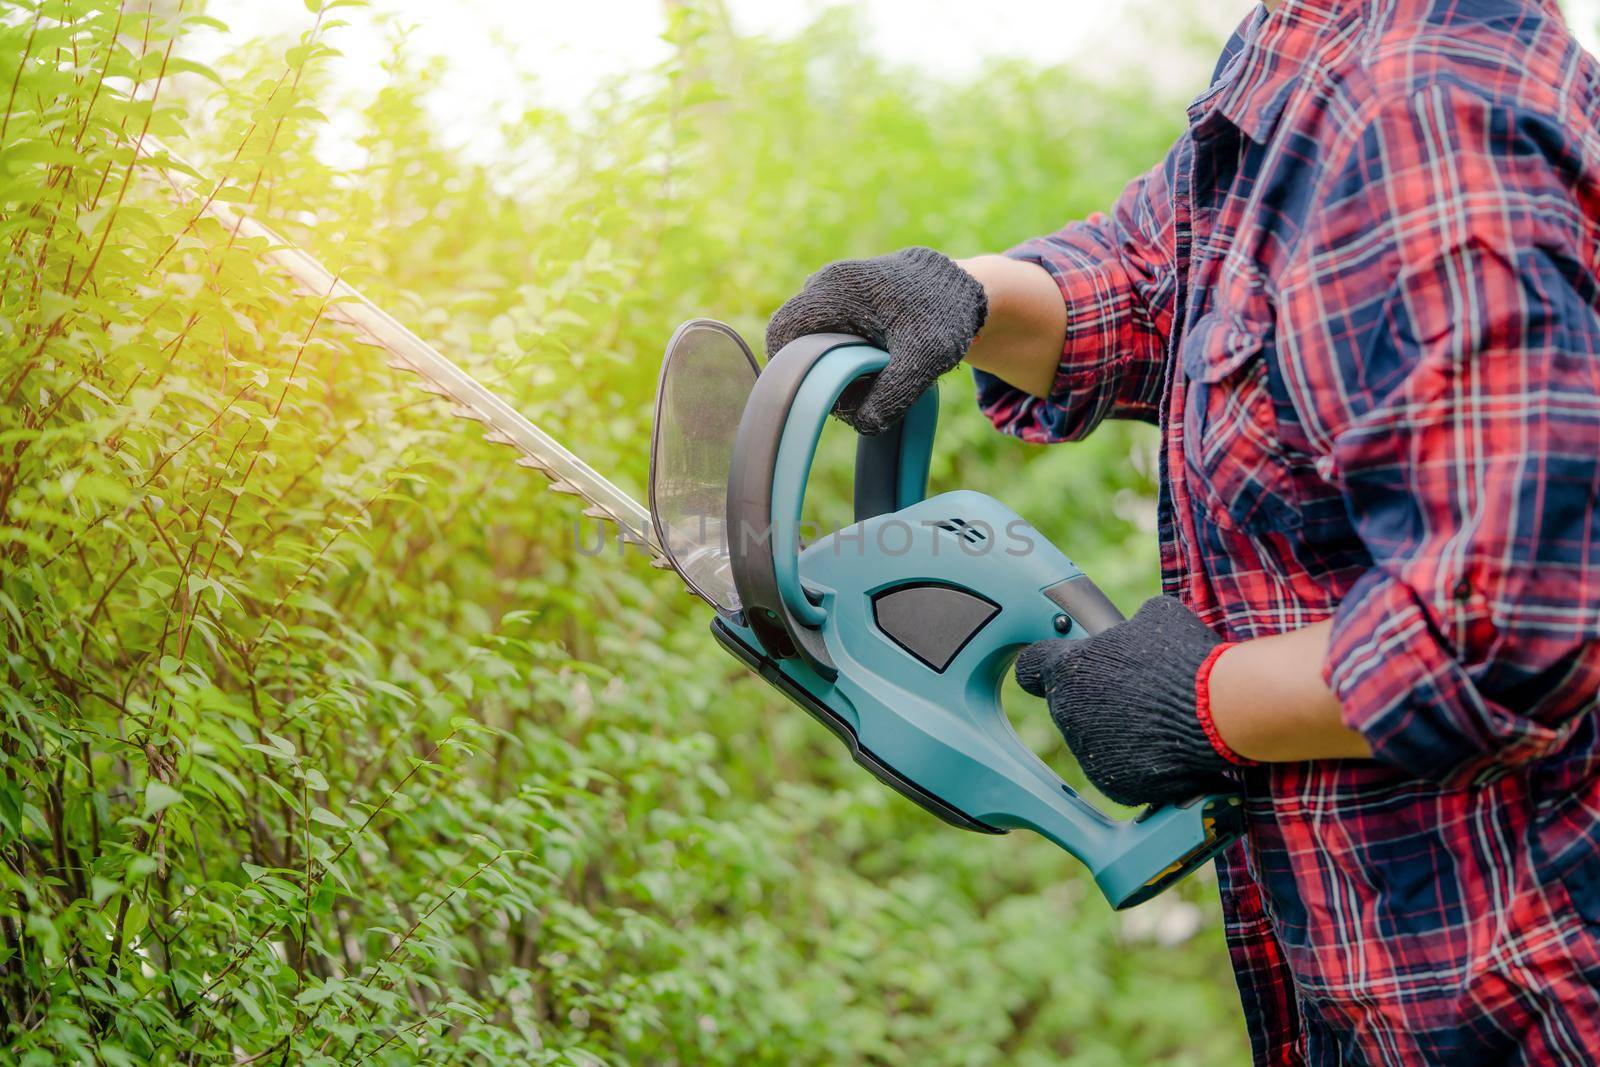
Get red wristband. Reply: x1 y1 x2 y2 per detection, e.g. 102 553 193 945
1194 642 1257 767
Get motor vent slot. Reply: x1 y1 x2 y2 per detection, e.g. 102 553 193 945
932 517 989 547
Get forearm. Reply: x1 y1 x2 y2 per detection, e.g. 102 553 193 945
955 254 1065 399
1207 621 1373 762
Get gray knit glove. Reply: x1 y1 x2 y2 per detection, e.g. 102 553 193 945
765 247 988 435
1016 596 1240 807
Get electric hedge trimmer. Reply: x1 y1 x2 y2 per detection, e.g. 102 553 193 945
144 140 1242 909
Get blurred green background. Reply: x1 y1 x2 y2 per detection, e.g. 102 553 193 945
1 0 1283 1062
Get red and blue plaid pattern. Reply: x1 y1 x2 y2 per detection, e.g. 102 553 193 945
977 1 1600 1062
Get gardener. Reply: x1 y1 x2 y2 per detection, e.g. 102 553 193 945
766 0 1600 1062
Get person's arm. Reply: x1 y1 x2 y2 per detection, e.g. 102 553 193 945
1014 599 1366 807
972 147 1182 443
1302 87 1600 785
1197 87 1600 781
1207 623 1371 762
762 144 1181 438
953 254 1065 399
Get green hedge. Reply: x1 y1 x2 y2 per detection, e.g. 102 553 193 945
0 2 1246 1062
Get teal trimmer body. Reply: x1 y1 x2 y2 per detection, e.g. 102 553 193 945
650 321 1242 909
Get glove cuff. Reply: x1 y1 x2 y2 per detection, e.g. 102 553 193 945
1194 642 1257 767
893 246 989 357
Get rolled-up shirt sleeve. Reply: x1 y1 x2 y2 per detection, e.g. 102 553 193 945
975 143 1180 443
1311 87 1600 784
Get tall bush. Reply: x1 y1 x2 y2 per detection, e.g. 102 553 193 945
0 1 1246 1062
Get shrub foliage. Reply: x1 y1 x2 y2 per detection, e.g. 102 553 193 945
0 1 1246 1062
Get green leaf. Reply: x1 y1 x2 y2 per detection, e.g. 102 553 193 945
142 781 183 818
312 883 335 915
0 9 1246 1062
309 806 345 829
0 777 19 840
167 57 223 85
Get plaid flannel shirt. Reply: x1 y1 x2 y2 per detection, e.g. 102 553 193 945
976 1 1600 1062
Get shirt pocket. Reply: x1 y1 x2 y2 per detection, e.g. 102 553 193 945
1180 267 1304 536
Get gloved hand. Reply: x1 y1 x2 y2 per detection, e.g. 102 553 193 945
765 247 988 435
1015 596 1243 807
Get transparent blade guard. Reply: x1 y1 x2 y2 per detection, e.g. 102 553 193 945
649 320 760 614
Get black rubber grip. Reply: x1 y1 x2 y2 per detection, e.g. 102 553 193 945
727 334 863 676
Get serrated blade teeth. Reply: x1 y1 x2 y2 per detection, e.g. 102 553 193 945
649 557 674 570
135 133 662 563
480 430 514 446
